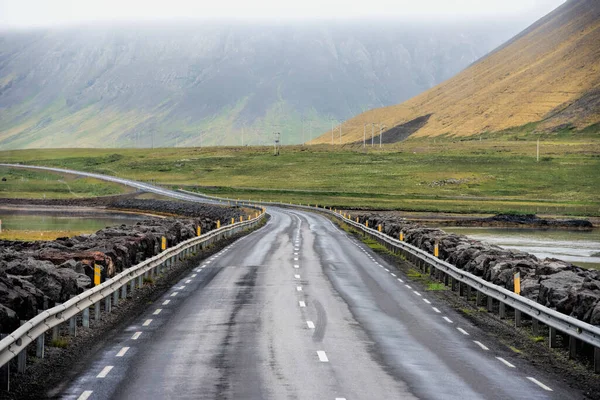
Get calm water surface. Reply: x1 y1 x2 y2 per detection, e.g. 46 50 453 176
436 227 600 270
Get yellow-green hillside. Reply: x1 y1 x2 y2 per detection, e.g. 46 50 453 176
310 0 600 144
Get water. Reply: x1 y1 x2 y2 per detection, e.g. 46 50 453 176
436 227 600 270
0 210 152 233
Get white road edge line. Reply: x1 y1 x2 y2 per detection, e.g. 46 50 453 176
131 332 142 340
307 321 315 329
317 351 329 362
496 357 516 368
527 377 553 391
457 327 470 336
77 390 93 400
473 341 489 351
97 366 114 378
116 347 130 357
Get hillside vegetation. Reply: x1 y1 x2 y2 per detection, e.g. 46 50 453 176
310 0 600 144
1 134 599 215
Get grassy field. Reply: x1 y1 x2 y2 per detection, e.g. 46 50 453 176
0 135 599 215
0 167 130 199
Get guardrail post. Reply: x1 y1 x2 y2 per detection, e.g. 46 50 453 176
499 302 506 319
113 290 119 306
121 284 127 299
451 278 457 292
69 316 77 337
94 301 100 321
549 327 558 348
52 325 59 341
466 285 472 300
487 296 493 312
569 336 577 359
514 309 522 327
17 321 26 373
82 307 90 328
594 347 600 373
459 282 466 297
476 290 483 306
532 318 540 336
105 295 112 313
0 334 9 391
130 279 135 294
138 274 143 288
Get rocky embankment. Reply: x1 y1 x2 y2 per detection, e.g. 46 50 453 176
352 212 600 326
446 214 594 230
0 199 246 332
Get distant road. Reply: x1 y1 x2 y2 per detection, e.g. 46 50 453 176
2 164 581 399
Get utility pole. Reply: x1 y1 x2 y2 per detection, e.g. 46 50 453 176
363 124 366 149
274 132 280 156
371 123 375 147
331 119 334 145
379 124 386 148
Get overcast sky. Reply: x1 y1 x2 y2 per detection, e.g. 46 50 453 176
0 0 567 28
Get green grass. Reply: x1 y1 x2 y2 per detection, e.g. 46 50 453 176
0 167 129 199
50 337 69 348
1 134 599 215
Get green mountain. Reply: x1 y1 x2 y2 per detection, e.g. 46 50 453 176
0 21 526 149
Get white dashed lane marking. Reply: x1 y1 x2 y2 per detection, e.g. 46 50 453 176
77 391 93 400
473 341 489 351
317 351 329 362
143 319 152 326
299 301 306 307
191 274 197 278
496 357 516 368
527 377 553 391
294 258 299 261
307 321 315 329
423 299 431 304
457 328 469 336
153 309 162 315
185 279 191 283
413 291 422 297
294 274 301 279
432 307 441 313
405 285 412 289
171 292 178 297
397 278 404 283
391 273 397 277
162 300 170 305
297 286 303 292
443 317 453 324
97 366 114 378
116 347 130 357
131 332 142 340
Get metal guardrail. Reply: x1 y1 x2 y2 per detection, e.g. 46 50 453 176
0 211 265 369
179 190 600 369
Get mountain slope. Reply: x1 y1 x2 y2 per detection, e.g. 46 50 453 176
0 21 525 149
310 0 600 144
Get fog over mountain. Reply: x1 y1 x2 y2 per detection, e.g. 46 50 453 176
1 20 537 148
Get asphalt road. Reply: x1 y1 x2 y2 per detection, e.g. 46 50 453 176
59 207 581 400
1 165 582 399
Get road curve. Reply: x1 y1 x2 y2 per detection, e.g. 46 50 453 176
2 165 583 399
